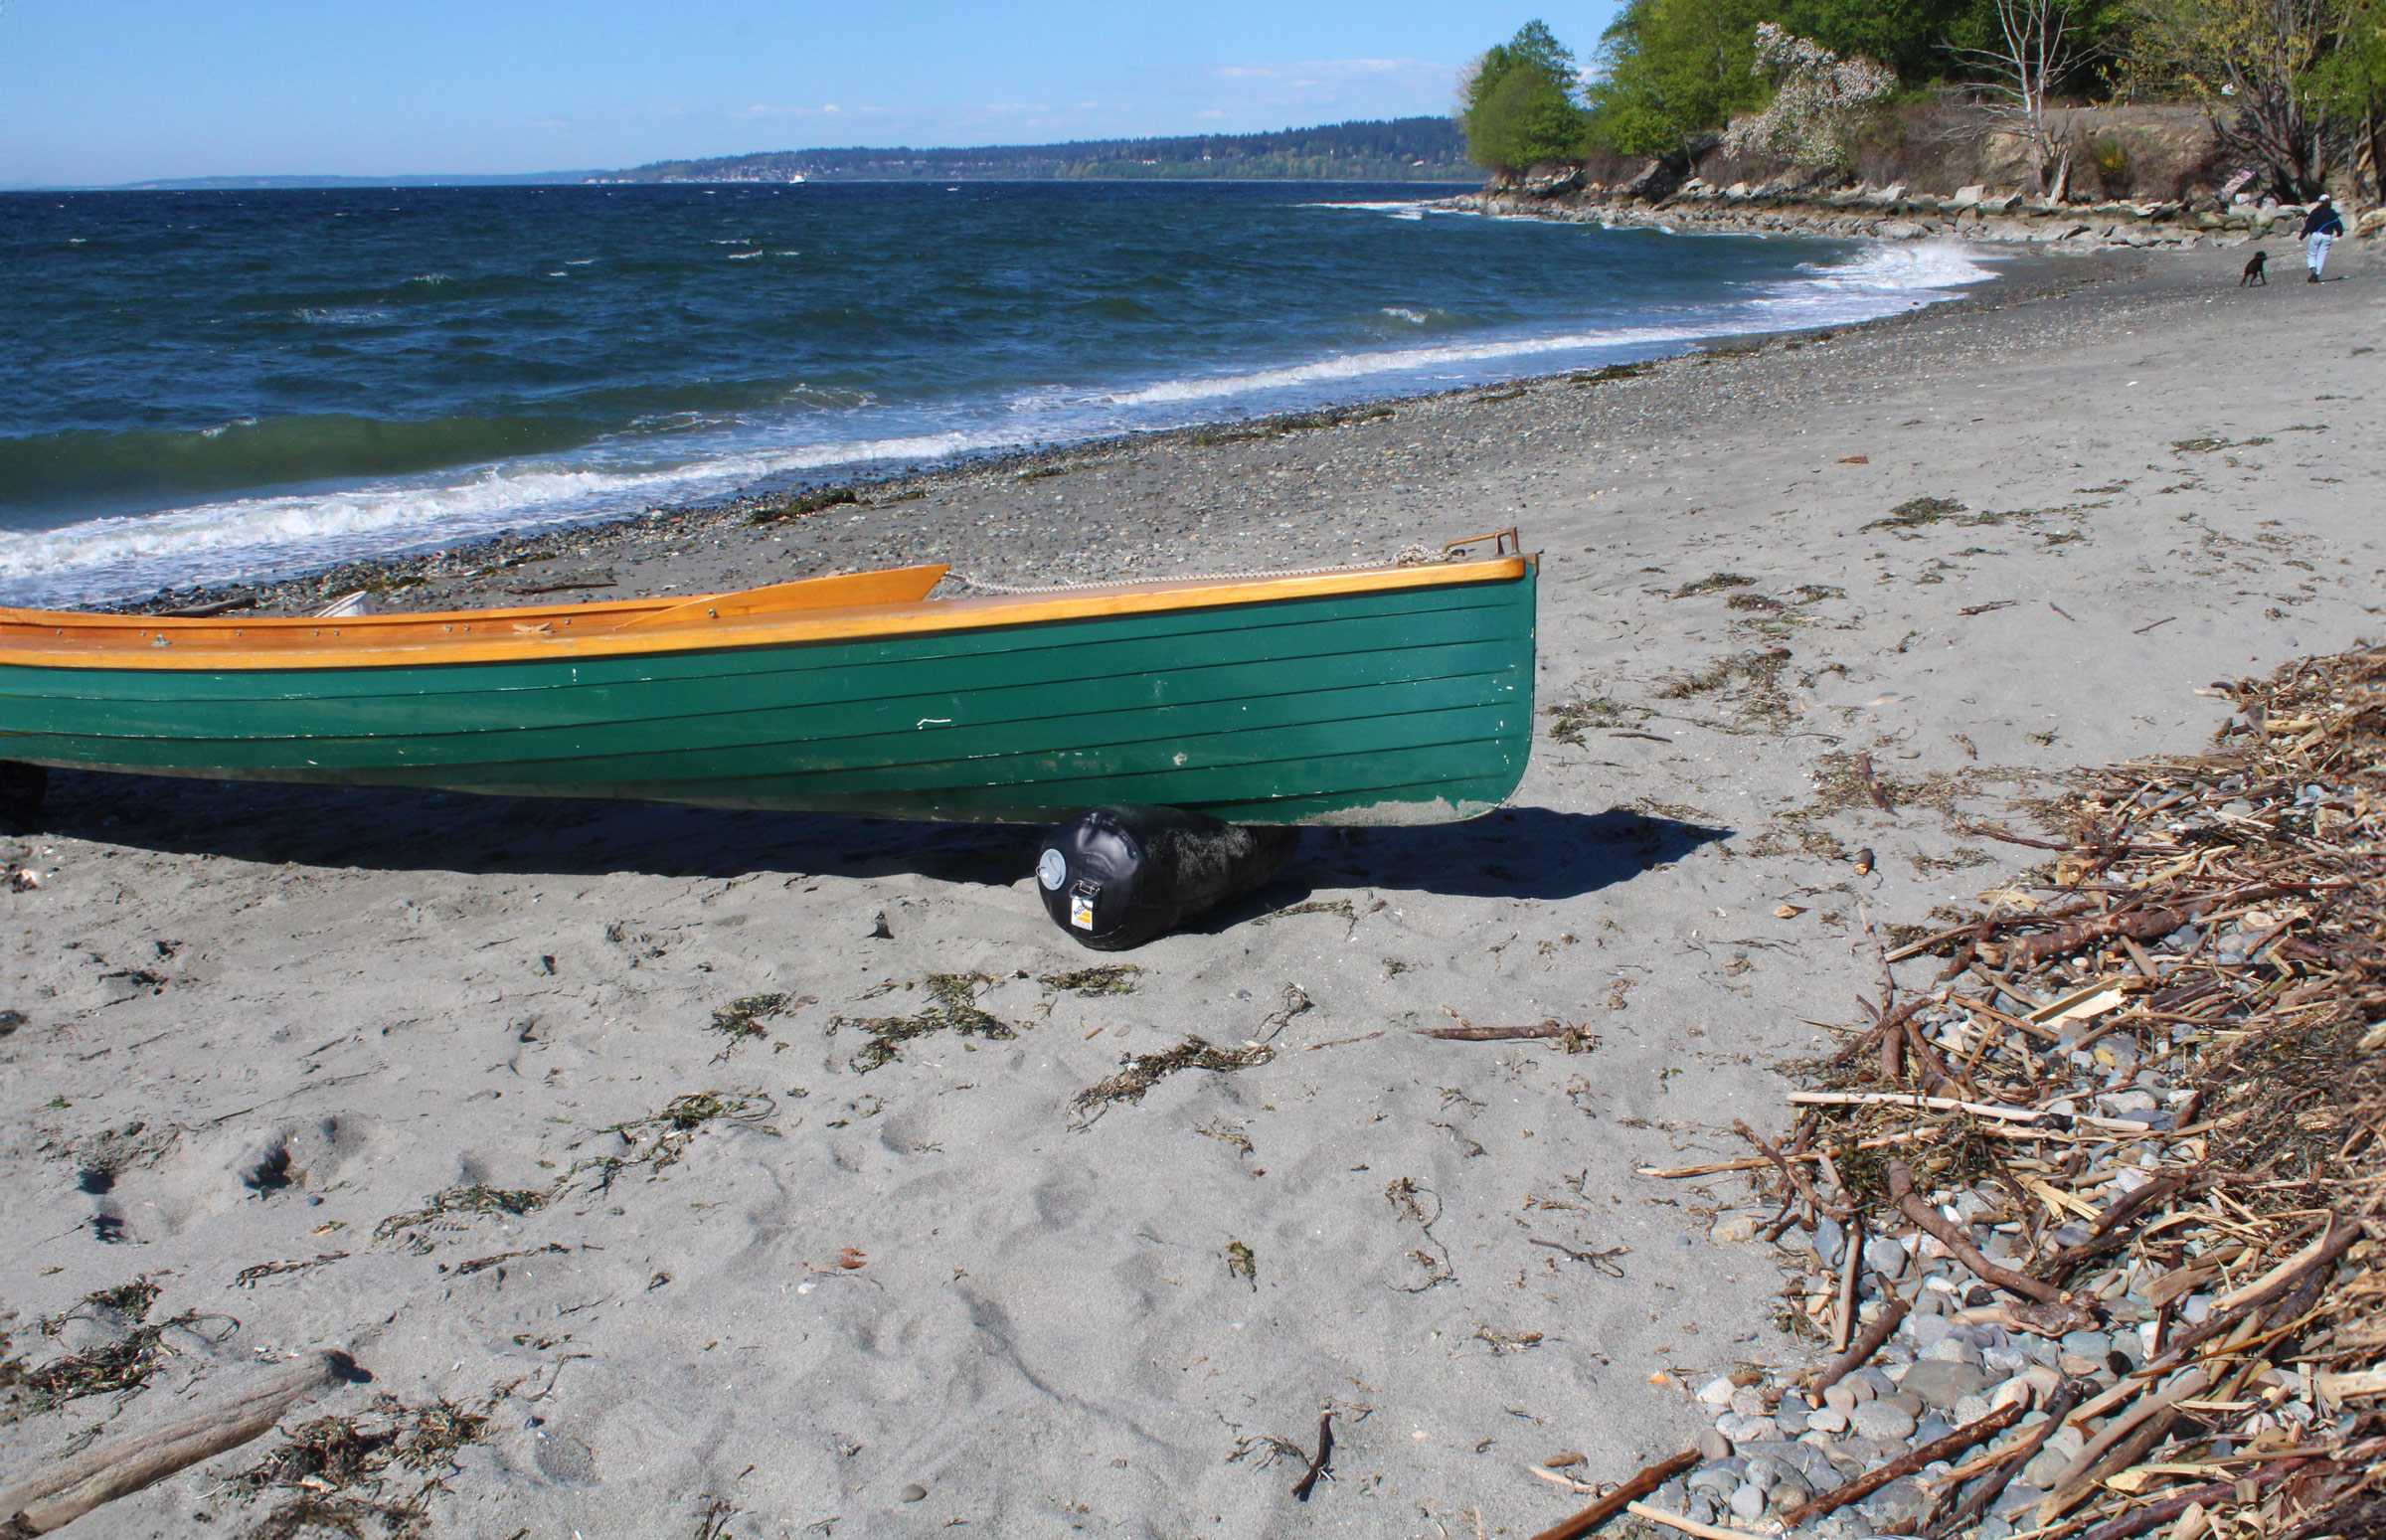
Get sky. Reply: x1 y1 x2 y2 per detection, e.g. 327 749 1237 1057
0 1 1626 187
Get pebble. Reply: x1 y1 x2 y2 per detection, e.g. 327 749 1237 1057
1731 1387 1770 1418
1698 1427 1734 1459
1920 1335 1983 1366
1865 1235 1910 1279
2024 1436 2083 1486
1712 1213 1762 1244
898 1483 928 1503
1860 1476 1935 1531
1847 1367 1895 1399
1698 1375 1739 1407
1901 1360 1990 1409
1823 1383 1859 1413
2060 1328 2111 1359
1954 1394 1994 1425
1690 1463 1745 1497
1983 1344 2032 1376
1806 1407 1849 1434
1717 1413 1783 1444
1731 1481 1768 1520
1849 1401 1916 1442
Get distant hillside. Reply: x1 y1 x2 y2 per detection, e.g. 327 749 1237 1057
597 117 1471 184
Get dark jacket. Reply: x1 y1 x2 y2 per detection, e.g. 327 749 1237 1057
2302 204 2344 238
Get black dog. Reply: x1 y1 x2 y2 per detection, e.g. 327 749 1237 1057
2241 250 2268 286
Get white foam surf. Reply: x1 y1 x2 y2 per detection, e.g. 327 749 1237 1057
0 427 1029 607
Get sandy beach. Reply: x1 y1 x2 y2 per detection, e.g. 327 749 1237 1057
4 238 2380 1539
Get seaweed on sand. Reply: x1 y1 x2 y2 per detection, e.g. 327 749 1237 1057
1545 695 1638 746
2 1278 225 1420
1670 572 1757 599
830 973 1015 1074
1072 1037 1274 1121
1863 495 1969 531
708 992 796 1056
1038 964 1142 997
226 1393 493 1540
745 485 858 526
1654 647 1797 731
571 1091 779 1191
1570 360 1654 386
374 1183 551 1253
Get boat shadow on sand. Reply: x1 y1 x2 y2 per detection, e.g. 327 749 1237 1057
30 773 1730 908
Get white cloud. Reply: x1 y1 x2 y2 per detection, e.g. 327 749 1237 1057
736 102 887 119
1214 58 1440 83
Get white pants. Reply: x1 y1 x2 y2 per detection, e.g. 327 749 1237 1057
2307 232 2334 275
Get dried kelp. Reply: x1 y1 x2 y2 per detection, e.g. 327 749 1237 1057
1038 965 1142 997
830 973 1015 1073
1072 1036 1273 1120
227 1392 493 1539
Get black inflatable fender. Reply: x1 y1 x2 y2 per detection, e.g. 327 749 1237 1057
1034 804 1300 949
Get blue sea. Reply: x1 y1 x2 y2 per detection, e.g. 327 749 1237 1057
0 181 1996 604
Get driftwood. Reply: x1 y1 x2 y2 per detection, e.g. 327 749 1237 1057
1976 905 2199 969
2075 1454 2320 1540
2034 1368 2212 1525
1780 1397 2029 1526
1528 1449 1700 1540
1830 1213 1865 1354
1417 1018 1582 1042
1889 1160 2087 1319
1854 752 1899 815
1624 1501 1741 1540
1289 1413 1333 1502
1927 1381 2075 1537
0 1351 352 1536
1807 1297 1908 1395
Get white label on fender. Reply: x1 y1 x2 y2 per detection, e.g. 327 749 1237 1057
1070 893 1095 930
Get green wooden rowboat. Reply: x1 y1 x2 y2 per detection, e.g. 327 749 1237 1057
0 554 1536 825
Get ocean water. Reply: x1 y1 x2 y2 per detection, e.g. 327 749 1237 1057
0 181 1997 604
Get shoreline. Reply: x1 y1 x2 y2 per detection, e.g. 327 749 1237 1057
1449 182 2386 252
96 244 2107 621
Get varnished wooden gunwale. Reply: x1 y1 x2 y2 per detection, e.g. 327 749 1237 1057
0 563 951 664
0 558 1530 672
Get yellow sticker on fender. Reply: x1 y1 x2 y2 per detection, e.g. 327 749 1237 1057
1070 893 1095 930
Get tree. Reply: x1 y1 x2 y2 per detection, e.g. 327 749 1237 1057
1721 23 1898 165
1586 0 1776 155
1948 0 2094 194
2127 0 2358 200
2312 0 2386 199
1461 21 1594 170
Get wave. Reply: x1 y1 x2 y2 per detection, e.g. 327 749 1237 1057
0 426 1029 606
1302 200 1458 221
0 414 609 511
1100 322 1708 407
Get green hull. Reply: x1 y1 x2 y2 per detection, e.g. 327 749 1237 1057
0 570 1535 824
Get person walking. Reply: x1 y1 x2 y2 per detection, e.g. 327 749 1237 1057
2302 195 2344 282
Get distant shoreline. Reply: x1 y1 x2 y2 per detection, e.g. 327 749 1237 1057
19 176 1486 194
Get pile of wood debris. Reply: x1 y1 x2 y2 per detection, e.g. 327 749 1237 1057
1548 646 2384 1540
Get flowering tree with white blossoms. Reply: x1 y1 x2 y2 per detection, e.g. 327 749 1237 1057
1722 23 1898 168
